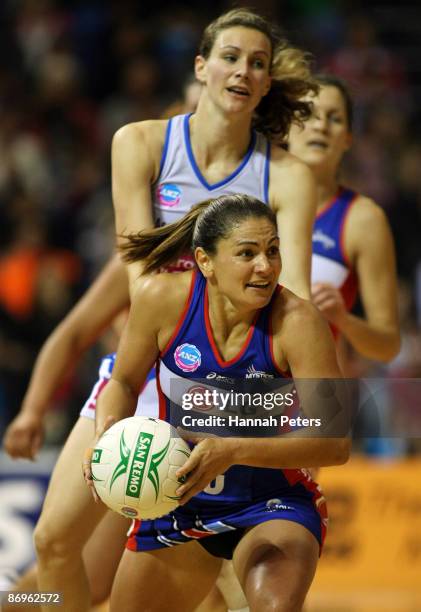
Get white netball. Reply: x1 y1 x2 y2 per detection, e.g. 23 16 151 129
90 416 190 520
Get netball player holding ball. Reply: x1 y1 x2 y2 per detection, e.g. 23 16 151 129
84 194 350 612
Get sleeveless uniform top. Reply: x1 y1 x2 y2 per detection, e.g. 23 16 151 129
152 114 270 272
153 113 270 222
156 270 320 505
80 115 271 417
311 187 358 316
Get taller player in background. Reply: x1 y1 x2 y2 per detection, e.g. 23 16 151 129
3 9 320 612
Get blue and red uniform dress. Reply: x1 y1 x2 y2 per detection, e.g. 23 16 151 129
311 187 358 338
127 271 328 559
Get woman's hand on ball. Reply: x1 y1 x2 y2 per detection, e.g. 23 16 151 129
175 434 232 504
82 415 116 502
82 446 99 502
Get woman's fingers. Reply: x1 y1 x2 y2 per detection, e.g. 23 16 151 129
83 415 116 502
176 468 207 504
29 430 43 460
82 446 99 502
3 421 44 460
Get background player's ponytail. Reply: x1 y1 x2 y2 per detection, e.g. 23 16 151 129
119 194 277 274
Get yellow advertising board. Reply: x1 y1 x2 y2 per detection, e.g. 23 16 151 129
308 456 421 612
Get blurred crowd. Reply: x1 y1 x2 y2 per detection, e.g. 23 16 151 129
0 0 420 450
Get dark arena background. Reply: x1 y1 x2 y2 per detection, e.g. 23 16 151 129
1 1 421 611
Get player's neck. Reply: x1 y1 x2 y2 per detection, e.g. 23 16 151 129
191 102 252 162
314 176 340 212
207 284 257 334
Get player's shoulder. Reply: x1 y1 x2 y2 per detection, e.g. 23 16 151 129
271 287 338 373
270 145 314 180
346 192 390 233
112 119 169 155
132 271 194 320
275 287 318 317
273 287 325 336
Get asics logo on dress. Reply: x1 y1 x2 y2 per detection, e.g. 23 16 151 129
206 372 235 383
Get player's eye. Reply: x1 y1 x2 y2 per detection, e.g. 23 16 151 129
330 113 344 124
237 249 254 258
267 246 280 257
252 58 265 69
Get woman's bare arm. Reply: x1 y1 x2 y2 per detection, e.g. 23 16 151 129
269 151 317 299
312 198 400 361
3 255 129 459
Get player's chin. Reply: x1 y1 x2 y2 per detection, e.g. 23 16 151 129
243 288 274 307
223 94 254 113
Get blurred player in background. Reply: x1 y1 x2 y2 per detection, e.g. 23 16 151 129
295 75 400 365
